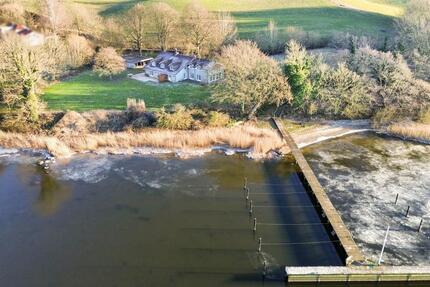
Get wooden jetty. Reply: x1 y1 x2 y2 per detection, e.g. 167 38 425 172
285 266 430 282
270 118 430 283
270 117 365 265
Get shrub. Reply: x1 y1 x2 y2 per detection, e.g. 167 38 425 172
126 98 146 121
316 63 373 119
283 40 319 112
419 107 430 124
395 0 430 81
65 34 94 69
372 107 401 128
348 47 430 116
207 111 230 127
131 113 156 130
156 108 194 130
93 47 125 79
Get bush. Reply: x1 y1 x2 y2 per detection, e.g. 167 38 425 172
65 34 94 69
93 47 125 79
372 107 402 128
131 113 156 130
419 107 430 124
156 107 194 130
206 111 230 127
126 98 146 121
316 63 373 119
283 40 319 112
348 47 430 116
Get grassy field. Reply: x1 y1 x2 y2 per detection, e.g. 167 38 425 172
43 71 210 111
73 0 405 38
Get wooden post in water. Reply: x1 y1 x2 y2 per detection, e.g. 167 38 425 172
378 225 390 265
253 218 257 232
394 194 399 205
418 219 424 233
405 206 410 217
249 200 253 216
246 188 249 201
243 177 248 190
258 237 262 253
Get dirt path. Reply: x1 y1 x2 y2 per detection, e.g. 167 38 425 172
291 120 371 149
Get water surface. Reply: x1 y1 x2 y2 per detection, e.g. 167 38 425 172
0 152 341 287
304 132 430 266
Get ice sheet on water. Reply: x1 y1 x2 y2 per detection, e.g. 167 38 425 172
54 156 114 183
305 134 430 266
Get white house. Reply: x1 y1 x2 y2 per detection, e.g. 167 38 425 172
144 51 224 84
0 23 45 46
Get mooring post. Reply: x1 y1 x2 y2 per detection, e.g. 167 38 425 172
378 224 390 265
262 258 267 278
394 193 399 205
253 218 257 232
246 188 249 201
418 218 424 233
258 237 262 253
243 177 248 190
249 200 253 215
405 206 410 217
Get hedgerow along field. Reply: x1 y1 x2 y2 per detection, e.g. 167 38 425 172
73 0 405 38
43 71 210 111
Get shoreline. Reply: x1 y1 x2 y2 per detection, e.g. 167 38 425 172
0 120 374 160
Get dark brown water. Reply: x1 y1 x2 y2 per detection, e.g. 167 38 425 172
0 152 341 287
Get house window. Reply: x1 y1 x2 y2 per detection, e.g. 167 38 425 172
196 74 201 81
190 72 194 80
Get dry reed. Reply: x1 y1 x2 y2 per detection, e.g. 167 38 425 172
0 126 288 158
387 122 430 142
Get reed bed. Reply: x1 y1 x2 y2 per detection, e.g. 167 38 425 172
0 126 288 158
387 122 430 143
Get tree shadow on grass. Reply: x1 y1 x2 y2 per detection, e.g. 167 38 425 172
97 0 147 17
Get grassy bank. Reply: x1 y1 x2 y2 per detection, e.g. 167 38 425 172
43 71 210 111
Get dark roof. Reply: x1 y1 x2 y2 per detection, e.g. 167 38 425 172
145 52 215 75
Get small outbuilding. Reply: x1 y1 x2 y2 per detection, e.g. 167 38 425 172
123 55 153 69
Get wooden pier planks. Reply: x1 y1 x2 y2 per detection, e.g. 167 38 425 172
270 118 365 264
285 266 430 282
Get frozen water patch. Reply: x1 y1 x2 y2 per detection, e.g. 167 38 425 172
305 134 430 266
54 156 114 183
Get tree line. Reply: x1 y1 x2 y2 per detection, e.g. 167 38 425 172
0 0 429 131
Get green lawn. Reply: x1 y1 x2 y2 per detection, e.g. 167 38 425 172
43 71 210 112
73 0 404 38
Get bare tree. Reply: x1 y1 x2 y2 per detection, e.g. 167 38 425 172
65 34 94 69
181 2 214 57
39 0 72 35
122 3 146 55
395 0 430 81
215 11 237 46
93 47 125 79
0 1 25 23
213 41 292 117
101 18 127 50
146 3 179 51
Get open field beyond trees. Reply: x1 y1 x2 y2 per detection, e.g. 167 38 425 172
43 71 210 111
71 0 405 38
